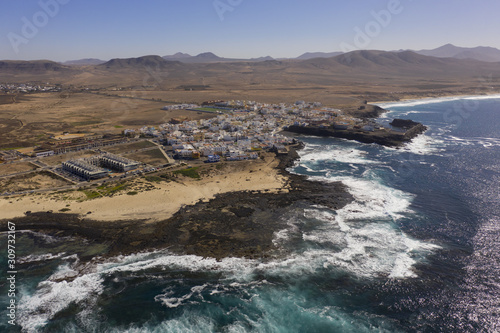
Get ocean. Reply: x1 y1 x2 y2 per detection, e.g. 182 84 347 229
1 96 499 332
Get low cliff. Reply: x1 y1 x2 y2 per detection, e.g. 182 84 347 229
285 120 427 147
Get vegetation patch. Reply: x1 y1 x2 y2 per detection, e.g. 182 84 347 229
80 190 101 200
103 183 128 195
173 167 201 179
127 191 138 195
144 175 163 183
59 208 71 212
79 182 129 200
0 147 22 151
71 119 102 126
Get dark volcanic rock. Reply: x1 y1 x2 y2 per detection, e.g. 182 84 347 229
285 120 427 147
390 118 420 128
349 104 387 118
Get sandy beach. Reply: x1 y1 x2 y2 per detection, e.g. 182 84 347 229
0 156 289 223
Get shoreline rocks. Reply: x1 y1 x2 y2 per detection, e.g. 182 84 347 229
285 118 427 147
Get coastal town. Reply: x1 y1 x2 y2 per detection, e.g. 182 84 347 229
0 96 423 197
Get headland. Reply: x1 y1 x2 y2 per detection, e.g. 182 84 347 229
285 119 427 147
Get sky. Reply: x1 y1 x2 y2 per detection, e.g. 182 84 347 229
1 0 499 61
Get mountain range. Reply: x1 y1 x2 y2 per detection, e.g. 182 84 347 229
58 44 500 66
413 44 500 62
1 49 497 79
2 47 500 109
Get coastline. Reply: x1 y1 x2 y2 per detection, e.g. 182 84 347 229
371 92 500 107
0 145 353 260
0 154 289 222
4 93 495 260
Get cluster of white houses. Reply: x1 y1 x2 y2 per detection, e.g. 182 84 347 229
0 83 61 94
126 100 349 161
62 154 140 180
162 104 199 111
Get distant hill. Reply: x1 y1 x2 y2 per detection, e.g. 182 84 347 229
295 50 500 79
162 52 192 60
62 58 106 66
99 55 183 69
414 44 500 62
162 52 274 63
296 51 343 60
330 50 448 68
0 60 71 72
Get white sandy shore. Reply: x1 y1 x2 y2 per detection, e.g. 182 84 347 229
372 92 500 107
0 158 289 222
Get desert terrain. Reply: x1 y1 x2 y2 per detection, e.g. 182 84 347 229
2 50 500 149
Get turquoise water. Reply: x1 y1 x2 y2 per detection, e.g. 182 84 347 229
1 96 499 332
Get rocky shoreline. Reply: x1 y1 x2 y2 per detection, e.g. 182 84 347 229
285 119 427 147
0 144 353 261
285 103 427 147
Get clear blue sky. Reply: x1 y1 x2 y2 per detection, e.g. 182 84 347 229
1 0 499 61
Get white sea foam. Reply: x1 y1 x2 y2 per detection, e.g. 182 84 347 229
295 172 441 278
299 209 439 279
18 273 104 333
298 144 377 165
115 316 216 333
445 135 500 148
18 222 439 332
462 94 500 101
272 214 301 247
315 175 414 222
97 252 257 281
17 230 75 244
155 284 208 308
18 252 67 264
399 133 445 155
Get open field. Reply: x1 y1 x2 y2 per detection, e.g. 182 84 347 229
41 150 99 166
123 147 170 166
0 161 38 176
104 140 157 154
0 92 214 149
0 171 71 193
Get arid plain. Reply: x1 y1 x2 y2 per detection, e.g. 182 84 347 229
2 50 500 148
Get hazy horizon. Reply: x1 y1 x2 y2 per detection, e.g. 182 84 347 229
2 0 500 62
